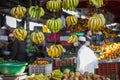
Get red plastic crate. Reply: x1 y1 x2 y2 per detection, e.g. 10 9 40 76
53 66 61 70
97 62 119 75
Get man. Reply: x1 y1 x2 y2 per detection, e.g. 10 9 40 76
76 36 98 74
85 30 92 46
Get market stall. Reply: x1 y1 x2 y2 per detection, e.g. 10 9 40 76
0 0 120 80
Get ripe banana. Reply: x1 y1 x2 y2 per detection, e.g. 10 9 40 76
13 27 27 41
11 5 27 19
30 31 45 44
66 15 78 27
67 34 78 43
48 44 64 58
87 13 106 32
89 0 104 8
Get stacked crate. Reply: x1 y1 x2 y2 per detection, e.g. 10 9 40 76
96 62 120 80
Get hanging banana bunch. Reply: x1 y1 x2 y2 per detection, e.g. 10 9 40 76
48 44 64 58
66 15 78 27
30 31 45 44
46 18 63 33
28 5 45 19
11 5 27 19
89 0 104 8
46 0 61 12
62 0 79 11
87 13 106 32
67 34 78 43
13 27 27 41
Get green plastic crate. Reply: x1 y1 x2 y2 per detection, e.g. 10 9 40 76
61 66 75 72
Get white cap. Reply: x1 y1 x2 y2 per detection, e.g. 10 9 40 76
9 33 14 37
78 36 86 42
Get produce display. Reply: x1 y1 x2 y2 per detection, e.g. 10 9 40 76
67 34 78 43
46 0 61 12
32 60 49 65
89 0 104 8
28 74 48 80
89 42 120 60
66 15 78 27
48 44 64 58
62 0 79 11
11 5 27 19
88 13 106 32
28 69 111 80
46 18 63 33
13 27 27 41
30 31 45 44
28 5 44 19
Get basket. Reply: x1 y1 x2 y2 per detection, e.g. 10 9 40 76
28 63 52 76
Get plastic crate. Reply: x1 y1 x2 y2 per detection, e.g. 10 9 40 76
54 58 75 67
28 63 52 76
61 66 75 72
96 62 119 75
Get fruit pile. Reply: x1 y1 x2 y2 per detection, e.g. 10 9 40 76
30 31 45 44
89 0 104 8
62 0 79 11
101 27 118 38
46 18 63 33
11 5 27 19
48 44 64 58
88 13 106 32
32 60 49 65
67 34 78 43
13 27 27 41
98 43 120 60
29 5 44 19
28 74 48 80
66 15 78 27
49 69 63 80
46 0 61 12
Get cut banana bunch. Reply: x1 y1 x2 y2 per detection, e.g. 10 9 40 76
46 0 61 12
88 13 106 32
62 0 79 11
48 44 64 58
13 27 27 41
67 34 78 43
89 0 104 8
66 15 78 27
30 31 45 44
11 5 27 19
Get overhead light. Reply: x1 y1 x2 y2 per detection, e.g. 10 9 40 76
1 26 7 29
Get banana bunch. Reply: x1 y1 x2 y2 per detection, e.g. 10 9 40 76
89 0 104 8
88 13 106 31
67 34 78 43
29 5 44 19
62 0 79 11
30 31 45 44
66 15 78 27
46 0 61 12
46 18 63 33
48 44 64 58
13 27 27 41
11 5 27 19
50 70 63 80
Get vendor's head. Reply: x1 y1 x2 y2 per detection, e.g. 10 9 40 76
8 33 15 42
78 36 86 46
85 30 92 36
